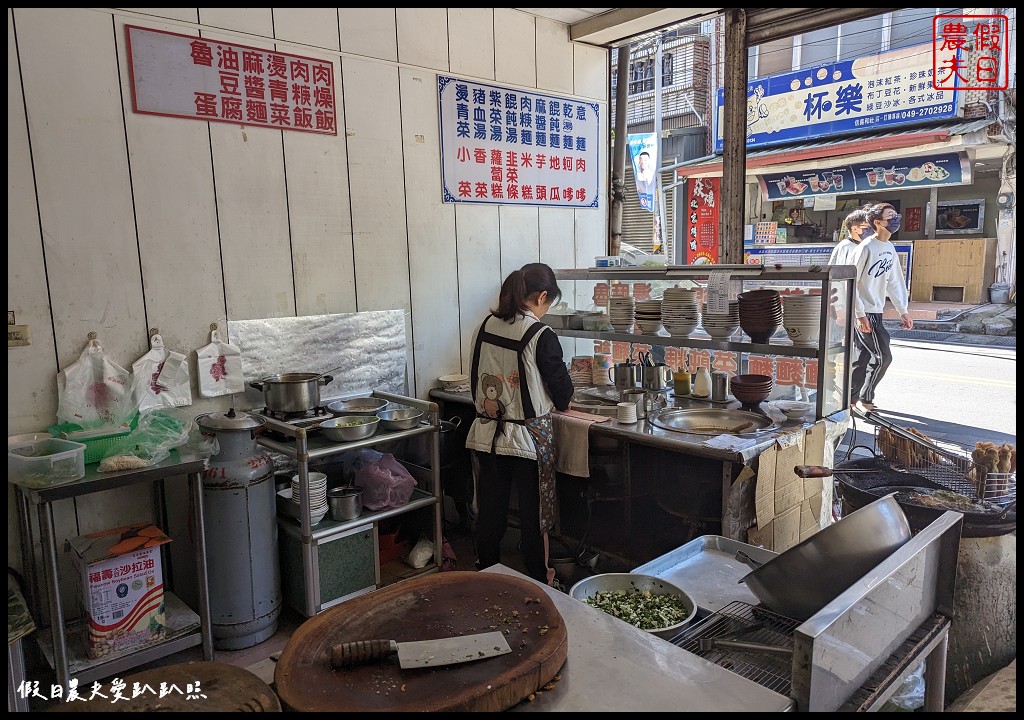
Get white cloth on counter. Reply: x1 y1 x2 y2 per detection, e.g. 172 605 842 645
701 434 758 452
551 409 611 478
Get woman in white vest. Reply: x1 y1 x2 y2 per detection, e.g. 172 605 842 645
466 263 574 586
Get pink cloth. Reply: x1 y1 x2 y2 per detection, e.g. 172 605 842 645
551 410 610 478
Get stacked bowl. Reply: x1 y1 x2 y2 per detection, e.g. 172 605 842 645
737 289 783 343
609 297 636 333
729 374 774 407
781 293 823 347
291 471 328 525
635 300 664 334
700 300 740 339
661 288 701 337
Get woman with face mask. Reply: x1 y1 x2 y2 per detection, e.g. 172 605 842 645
847 203 914 413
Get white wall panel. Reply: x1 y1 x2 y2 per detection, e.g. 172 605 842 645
499 205 541 280
539 207 580 359
7 10 58 434
115 16 227 379
448 8 494 81
495 9 537 88
400 68 460 396
272 7 340 51
119 8 199 23
455 205 501 369
198 7 273 37
15 8 147 369
283 51 356 317
536 17 574 94
397 8 449 71
339 8 397 61
574 41 608 100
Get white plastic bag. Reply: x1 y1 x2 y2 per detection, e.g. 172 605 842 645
57 335 135 427
405 537 434 569
130 333 192 411
196 327 244 397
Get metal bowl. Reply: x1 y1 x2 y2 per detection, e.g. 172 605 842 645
376 407 424 431
327 397 388 416
319 415 379 442
569 573 696 639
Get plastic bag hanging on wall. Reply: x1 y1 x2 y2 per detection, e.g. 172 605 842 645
56 332 135 427
196 324 244 397
130 331 193 411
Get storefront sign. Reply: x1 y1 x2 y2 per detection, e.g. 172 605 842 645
933 14 1010 90
744 241 913 288
758 152 970 201
438 76 600 208
685 178 720 264
715 42 958 151
126 25 337 135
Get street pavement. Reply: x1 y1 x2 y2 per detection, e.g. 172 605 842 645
838 303 1016 464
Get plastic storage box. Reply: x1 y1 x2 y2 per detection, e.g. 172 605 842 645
8 437 87 487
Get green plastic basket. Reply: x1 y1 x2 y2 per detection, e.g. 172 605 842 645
47 414 140 464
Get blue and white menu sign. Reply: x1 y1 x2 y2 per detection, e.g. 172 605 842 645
438 76 601 207
716 43 958 152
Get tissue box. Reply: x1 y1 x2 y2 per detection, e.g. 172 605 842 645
68 522 171 659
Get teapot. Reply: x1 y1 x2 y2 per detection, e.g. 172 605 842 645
692 366 712 398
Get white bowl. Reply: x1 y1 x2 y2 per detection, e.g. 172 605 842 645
775 400 812 420
438 373 469 390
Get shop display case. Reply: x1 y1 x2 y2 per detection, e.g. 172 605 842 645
551 264 857 420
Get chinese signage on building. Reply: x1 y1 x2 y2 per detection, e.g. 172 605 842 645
438 76 601 207
715 42 958 151
757 152 970 201
933 14 1009 90
126 25 337 135
685 177 720 264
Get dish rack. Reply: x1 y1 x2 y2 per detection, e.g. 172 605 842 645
865 414 1015 504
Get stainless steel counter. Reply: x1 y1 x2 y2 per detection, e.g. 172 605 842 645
485 564 795 712
429 388 815 464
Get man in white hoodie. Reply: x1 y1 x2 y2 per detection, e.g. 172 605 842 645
848 203 914 413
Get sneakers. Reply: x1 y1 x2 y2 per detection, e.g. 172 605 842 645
853 400 877 414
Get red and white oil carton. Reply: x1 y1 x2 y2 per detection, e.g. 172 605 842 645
68 522 171 659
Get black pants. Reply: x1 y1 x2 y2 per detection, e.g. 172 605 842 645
850 313 892 405
473 451 547 583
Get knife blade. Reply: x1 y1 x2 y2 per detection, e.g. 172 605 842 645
330 631 512 670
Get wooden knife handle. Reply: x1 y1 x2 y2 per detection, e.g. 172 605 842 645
795 465 833 478
330 639 398 668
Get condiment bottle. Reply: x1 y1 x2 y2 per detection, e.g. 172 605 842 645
692 367 712 398
674 367 691 396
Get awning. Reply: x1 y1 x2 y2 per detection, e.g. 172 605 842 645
672 119 999 180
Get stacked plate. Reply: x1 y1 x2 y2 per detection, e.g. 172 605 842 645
700 300 740 339
661 288 700 337
291 471 328 525
737 289 783 344
609 297 636 333
781 293 823 347
635 300 664 334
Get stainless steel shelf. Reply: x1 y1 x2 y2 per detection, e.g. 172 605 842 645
552 328 824 358
277 488 438 542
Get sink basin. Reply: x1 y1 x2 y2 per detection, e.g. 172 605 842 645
648 408 776 435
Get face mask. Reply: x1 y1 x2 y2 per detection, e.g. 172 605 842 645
886 216 901 233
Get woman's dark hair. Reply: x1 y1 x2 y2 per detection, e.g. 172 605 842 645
492 262 562 321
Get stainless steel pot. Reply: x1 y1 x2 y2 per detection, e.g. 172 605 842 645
249 372 334 413
736 493 912 621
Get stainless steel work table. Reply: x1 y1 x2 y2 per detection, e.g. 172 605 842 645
13 449 215 689
485 564 795 712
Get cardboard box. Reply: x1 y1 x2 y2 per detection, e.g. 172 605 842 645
68 522 171 659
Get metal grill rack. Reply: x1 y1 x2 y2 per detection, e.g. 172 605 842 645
870 414 1015 504
670 601 800 696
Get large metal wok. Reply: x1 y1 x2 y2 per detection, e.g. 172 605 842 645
736 494 912 621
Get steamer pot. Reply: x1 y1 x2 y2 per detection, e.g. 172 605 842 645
249 372 334 413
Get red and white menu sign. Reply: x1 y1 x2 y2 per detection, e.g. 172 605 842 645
126 25 337 136
685 177 720 264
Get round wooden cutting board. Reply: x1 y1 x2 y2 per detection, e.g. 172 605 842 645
274 571 568 712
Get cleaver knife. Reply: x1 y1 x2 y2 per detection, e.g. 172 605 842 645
330 631 512 670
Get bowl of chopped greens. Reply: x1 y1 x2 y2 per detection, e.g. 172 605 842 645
569 573 696 639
